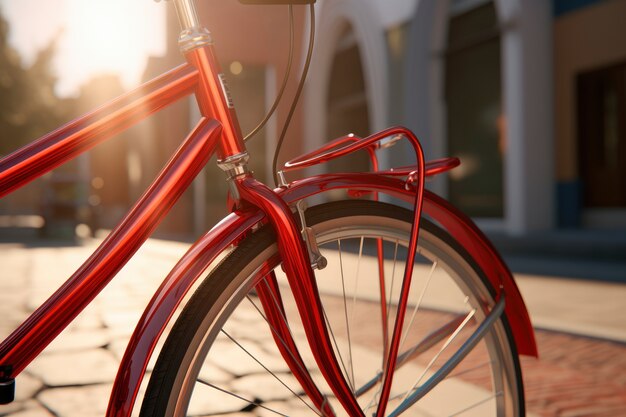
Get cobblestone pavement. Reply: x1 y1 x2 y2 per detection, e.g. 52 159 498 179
0 239 624 416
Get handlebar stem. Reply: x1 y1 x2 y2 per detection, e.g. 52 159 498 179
173 0 201 30
172 0 214 53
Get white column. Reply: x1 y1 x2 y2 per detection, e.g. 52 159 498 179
499 0 554 234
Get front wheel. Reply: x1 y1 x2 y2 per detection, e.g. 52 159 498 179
140 200 524 416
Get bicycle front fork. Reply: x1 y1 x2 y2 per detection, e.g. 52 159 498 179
235 175 362 417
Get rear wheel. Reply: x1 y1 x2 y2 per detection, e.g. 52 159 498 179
140 200 524 416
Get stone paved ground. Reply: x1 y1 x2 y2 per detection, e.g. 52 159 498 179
0 239 624 416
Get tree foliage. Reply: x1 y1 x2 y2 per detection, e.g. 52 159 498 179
0 9 71 155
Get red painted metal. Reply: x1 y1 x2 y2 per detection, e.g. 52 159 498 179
106 168 536 416
421 157 461 176
375 157 461 177
296 134 393 360
0 12 533 414
283 133 368 171
184 46 246 160
0 119 222 379
107 207 264 416
323 128 427 417
374 229 388 361
0 63 198 198
421 191 538 357
293 137 462 366
279 173 538 357
273 126 429 415
357 140 389 361
236 175 365 417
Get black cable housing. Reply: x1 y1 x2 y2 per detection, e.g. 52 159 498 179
271 3 315 187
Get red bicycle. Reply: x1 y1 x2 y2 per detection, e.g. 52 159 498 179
0 0 536 416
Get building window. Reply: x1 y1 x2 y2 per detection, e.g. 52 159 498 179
577 60 626 208
445 1 504 218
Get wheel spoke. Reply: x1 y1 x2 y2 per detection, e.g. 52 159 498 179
399 260 437 351
448 359 495 380
447 391 503 416
144 202 520 417
196 379 290 417
337 239 356 392
347 237 365 389
246 293 310 380
245 294 325 416
384 240 400 336
398 308 476 406
246 295 300 365
354 314 467 397
362 382 384 415
390 296 506 417
321 298 356 394
220 329 321 416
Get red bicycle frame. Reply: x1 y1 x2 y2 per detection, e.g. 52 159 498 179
0 63 218 377
0 0 537 415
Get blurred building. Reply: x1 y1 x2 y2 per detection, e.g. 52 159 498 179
138 1 312 238
143 0 623 238
303 0 625 235
91 0 626 238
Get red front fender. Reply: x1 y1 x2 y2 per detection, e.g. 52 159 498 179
108 171 537 416
421 191 538 357
107 209 264 416
280 173 537 358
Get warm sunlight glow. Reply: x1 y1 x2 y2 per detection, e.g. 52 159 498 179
0 0 166 97
60 0 165 95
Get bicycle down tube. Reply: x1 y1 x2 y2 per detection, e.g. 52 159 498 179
0 63 204 377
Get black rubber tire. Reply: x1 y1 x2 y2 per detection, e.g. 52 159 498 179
140 200 525 417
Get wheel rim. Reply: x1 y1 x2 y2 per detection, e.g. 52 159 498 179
162 210 520 417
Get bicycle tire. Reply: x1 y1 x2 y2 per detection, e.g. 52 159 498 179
140 200 524 417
